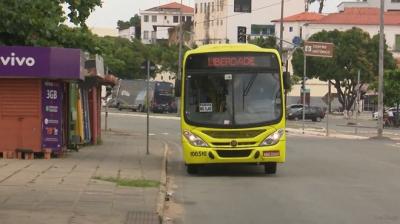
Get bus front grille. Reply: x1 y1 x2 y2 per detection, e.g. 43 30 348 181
216 150 252 158
202 130 265 139
212 142 257 147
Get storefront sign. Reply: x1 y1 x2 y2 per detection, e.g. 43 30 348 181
0 46 83 79
42 81 63 151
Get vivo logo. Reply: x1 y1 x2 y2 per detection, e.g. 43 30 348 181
0 52 35 67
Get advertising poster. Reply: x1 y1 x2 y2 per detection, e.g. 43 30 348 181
42 81 63 151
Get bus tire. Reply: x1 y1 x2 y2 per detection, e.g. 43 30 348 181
186 164 199 175
264 162 277 174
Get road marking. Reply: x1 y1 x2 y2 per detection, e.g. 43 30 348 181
103 112 180 120
149 133 156 136
162 133 169 135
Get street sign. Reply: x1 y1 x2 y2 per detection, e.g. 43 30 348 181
304 41 334 58
292 36 302 46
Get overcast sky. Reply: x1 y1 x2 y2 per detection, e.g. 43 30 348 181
85 0 344 28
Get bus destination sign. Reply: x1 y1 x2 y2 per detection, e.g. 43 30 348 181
208 56 256 67
186 53 278 70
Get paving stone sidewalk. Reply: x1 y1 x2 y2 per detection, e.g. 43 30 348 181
0 131 165 224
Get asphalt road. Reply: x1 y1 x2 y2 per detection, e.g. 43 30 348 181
105 112 400 224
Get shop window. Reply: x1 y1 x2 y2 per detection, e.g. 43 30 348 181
251 24 275 36
144 15 149 22
234 0 251 13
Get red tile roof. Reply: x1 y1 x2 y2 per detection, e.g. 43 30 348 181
272 12 326 22
146 2 194 14
310 7 400 25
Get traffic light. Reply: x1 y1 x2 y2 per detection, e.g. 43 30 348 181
237 26 247 43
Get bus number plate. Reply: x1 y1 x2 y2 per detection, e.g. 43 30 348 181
190 151 207 157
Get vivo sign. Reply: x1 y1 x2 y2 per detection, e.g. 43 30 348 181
0 52 36 67
0 46 82 79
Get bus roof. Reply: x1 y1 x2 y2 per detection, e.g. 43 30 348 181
186 44 280 56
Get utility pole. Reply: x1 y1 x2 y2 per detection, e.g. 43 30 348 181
355 70 361 134
178 0 184 80
377 0 385 137
146 60 150 155
279 0 284 56
302 54 307 134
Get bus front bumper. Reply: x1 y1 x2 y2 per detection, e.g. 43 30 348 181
182 141 286 164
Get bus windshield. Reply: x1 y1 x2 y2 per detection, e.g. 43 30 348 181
185 71 282 127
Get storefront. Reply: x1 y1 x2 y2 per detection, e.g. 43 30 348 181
0 46 86 158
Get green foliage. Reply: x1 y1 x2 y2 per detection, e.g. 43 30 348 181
117 14 141 39
117 14 141 30
248 36 277 49
0 0 101 52
371 70 400 107
63 0 102 27
292 28 396 111
96 37 187 80
96 37 146 79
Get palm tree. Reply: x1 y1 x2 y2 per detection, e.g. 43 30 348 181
305 0 326 13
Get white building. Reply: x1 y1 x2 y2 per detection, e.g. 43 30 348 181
118 27 136 40
338 0 400 12
140 2 194 44
272 4 400 110
193 0 305 45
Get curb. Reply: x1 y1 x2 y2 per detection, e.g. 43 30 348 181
286 128 369 140
103 112 180 120
156 143 169 223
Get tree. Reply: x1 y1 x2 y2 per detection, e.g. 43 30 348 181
305 0 326 13
0 0 101 51
292 28 396 111
97 37 146 79
248 36 277 49
117 14 141 39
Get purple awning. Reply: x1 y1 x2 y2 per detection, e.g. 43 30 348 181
0 46 83 80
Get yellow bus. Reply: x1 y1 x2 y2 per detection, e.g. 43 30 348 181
175 44 290 175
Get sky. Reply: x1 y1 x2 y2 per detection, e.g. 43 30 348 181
85 0 345 28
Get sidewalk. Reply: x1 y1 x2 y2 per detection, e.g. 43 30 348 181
0 131 166 224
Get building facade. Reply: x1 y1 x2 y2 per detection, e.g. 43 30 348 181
193 0 305 45
338 0 400 12
273 5 400 111
118 26 136 40
140 2 194 44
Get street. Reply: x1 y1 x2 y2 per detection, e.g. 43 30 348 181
105 112 400 224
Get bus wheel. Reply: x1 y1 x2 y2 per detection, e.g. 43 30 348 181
186 164 199 175
264 162 277 174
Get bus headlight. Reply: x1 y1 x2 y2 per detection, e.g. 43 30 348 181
183 130 208 147
260 129 284 146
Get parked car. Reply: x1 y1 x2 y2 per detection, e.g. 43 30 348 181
286 104 304 110
287 106 325 122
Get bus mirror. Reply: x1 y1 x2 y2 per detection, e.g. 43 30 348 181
283 72 291 90
175 79 181 97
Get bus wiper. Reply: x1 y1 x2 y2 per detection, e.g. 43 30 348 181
243 74 258 97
